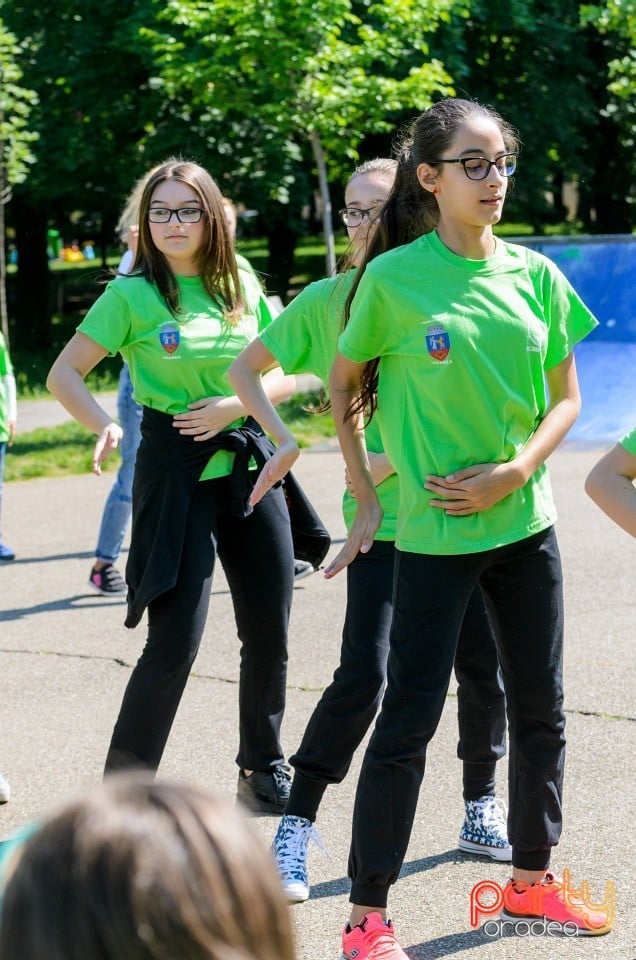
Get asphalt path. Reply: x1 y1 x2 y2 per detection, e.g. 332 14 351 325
1 399 634 959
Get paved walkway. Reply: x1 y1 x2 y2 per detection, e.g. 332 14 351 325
0 414 634 957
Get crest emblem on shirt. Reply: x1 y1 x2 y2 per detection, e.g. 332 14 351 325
159 322 180 354
425 323 450 362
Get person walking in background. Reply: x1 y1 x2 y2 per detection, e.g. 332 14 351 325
0 331 17 564
88 175 148 597
325 99 611 956
585 427 636 536
0 330 17 803
229 157 509 904
47 159 297 814
0 775 296 960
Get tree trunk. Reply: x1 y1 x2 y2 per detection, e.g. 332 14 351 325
12 196 51 348
310 130 336 277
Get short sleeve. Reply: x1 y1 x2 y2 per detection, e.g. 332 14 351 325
541 260 598 370
260 284 322 375
337 265 401 363
77 283 132 355
619 426 636 457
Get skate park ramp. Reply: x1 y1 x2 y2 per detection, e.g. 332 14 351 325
516 235 635 444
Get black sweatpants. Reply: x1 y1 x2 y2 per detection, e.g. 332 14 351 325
349 528 565 907
287 539 506 821
105 475 294 773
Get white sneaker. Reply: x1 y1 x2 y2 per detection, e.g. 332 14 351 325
458 795 512 861
0 773 11 804
271 813 326 903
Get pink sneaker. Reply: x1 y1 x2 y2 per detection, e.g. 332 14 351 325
341 912 409 960
501 871 613 936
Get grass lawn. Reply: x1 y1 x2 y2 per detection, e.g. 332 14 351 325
5 393 335 483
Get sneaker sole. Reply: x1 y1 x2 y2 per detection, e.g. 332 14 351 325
500 908 611 936
282 882 310 904
294 566 317 582
87 580 127 597
236 790 287 816
458 837 512 861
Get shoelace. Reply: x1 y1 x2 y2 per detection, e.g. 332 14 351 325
481 796 507 829
276 820 328 878
353 918 400 960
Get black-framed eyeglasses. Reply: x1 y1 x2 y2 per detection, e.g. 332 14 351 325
338 206 382 227
148 207 206 223
428 154 517 181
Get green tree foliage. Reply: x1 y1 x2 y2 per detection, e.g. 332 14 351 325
0 20 38 343
143 0 460 274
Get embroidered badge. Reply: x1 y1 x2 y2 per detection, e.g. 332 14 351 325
159 322 180 354
425 323 450 362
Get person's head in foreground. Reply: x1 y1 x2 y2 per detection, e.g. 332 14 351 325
0 775 295 960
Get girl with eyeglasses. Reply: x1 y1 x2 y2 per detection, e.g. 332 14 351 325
46 159 297 813
229 157 510 901
325 99 611 956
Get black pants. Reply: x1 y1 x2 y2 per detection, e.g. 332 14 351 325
287 540 506 821
349 528 565 907
105 476 294 773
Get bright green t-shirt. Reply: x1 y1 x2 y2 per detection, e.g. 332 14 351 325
619 426 636 457
0 332 14 443
338 230 598 555
78 268 273 480
260 273 399 540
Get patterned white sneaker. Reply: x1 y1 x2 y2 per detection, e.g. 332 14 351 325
0 773 10 804
271 813 326 903
458 795 512 861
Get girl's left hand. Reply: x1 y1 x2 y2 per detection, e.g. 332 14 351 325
172 396 237 440
424 462 522 515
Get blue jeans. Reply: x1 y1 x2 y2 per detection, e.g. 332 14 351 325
95 364 142 565
0 441 6 537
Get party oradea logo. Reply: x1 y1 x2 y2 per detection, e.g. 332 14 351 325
469 869 615 938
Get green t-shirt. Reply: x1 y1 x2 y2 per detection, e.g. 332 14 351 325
338 230 598 555
0 332 14 443
78 268 273 480
260 273 399 540
619 426 636 457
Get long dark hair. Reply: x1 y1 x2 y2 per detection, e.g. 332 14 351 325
0 775 295 960
135 158 245 324
345 98 520 420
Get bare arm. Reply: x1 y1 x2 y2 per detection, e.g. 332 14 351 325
425 352 581 514
46 332 122 475
585 443 636 537
324 352 383 577
225 338 300 504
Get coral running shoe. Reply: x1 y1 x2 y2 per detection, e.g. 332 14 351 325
501 871 613 936
341 912 409 960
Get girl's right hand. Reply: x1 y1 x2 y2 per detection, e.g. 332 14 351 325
249 439 300 506
92 423 123 475
324 497 383 578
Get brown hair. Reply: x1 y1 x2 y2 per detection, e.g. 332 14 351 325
0 775 295 960
345 98 520 420
136 158 245 323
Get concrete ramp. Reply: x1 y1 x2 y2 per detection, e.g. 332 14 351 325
518 236 635 443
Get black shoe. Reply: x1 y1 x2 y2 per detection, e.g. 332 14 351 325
88 563 127 596
294 560 316 581
237 764 291 814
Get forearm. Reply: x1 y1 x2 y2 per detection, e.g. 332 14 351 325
47 362 114 435
226 363 296 445
586 447 636 537
514 395 581 485
329 358 376 503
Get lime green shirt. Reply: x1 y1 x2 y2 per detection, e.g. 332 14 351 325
78 269 273 480
619 426 636 457
260 272 399 540
338 231 598 555
0 332 14 444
